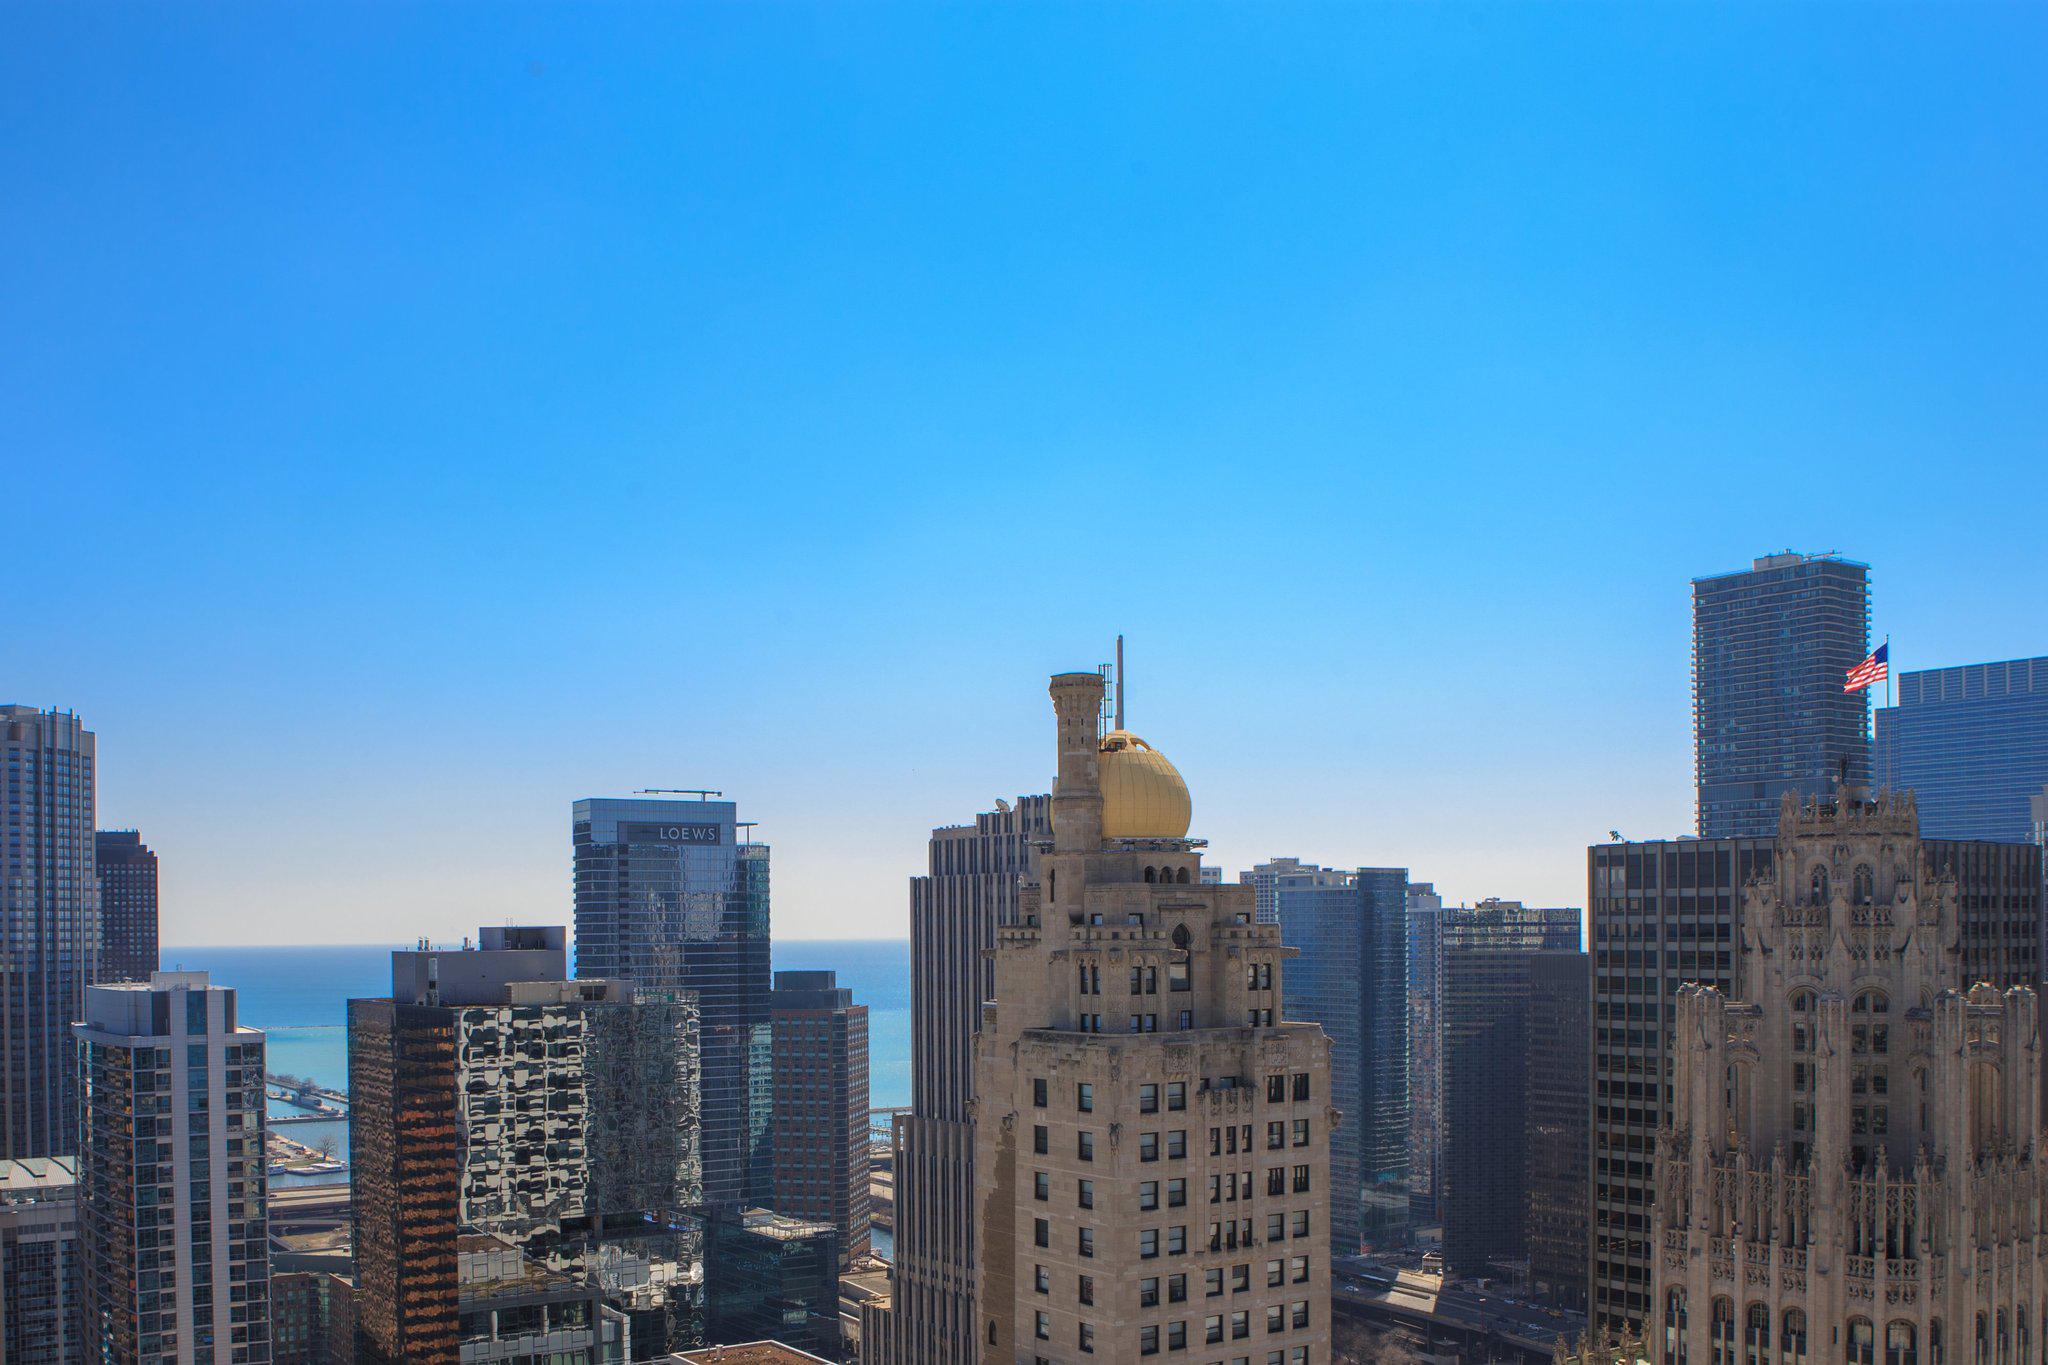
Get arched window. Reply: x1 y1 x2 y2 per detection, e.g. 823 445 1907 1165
1744 1303 1770 1365
1781 1309 1807 1365
1174 866 1189 884
1811 865 1831 904
1976 1312 1987 1365
2013 1308 2026 1365
1997 1310 2009 1365
1849 1318 1875 1365
1928 1317 1944 1365
1888 1321 1919 1365
1143 866 1157 883
1711 1298 1736 1365
1854 864 1876 905
1666 1287 1689 1365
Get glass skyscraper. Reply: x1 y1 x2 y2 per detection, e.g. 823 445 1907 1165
1274 863 1409 1253
1875 654 2048 841
1692 552 1871 837
573 797 771 1210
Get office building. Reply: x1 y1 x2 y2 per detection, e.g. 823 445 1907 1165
1692 552 1871 838
76 971 272 1362
1654 787 2043 1364
455 1233 610 1364
1274 864 1409 1252
1525 950 1589 1313
1403 882 1443 1228
704 1207 840 1358
96 829 161 986
1 705 99 1159
1875 654 2048 841
348 927 703 1364
771 970 871 1269
1438 901 1579 1281
574 797 771 1210
270 1271 327 1365
1588 806 2041 1338
864 793 1050 1365
0 1154 80 1362
1238 857 1345 927
972 671 1332 1365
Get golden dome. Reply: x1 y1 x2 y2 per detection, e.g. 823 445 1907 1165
1098 730 1192 839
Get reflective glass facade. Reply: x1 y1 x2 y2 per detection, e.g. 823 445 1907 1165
1 706 98 1159
1875 655 2048 841
1692 553 1871 838
1275 864 1409 1252
573 798 771 1210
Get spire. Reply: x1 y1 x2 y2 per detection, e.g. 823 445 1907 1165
1116 633 1126 732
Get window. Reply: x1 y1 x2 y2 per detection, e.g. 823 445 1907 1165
1141 1132 1160 1162
1035 1265 1050 1294
1267 1168 1285 1197
1141 1084 1160 1113
1291 1072 1309 1101
1078 1131 1095 1161
1266 1306 1284 1334
1847 1317 1874 1365
1885 1320 1916 1365
1141 1230 1160 1259
1779 1306 1805 1365
1232 1264 1250 1294
1034 1078 1048 1107
1291 1301 1309 1329
1168 1081 1186 1110
1291 1210 1309 1237
1034 1171 1049 1201
1141 1181 1160 1211
1266 1259 1284 1288
1177 1009 1193 1030
1292 1165 1310 1193
1167 1273 1185 1303
1292 1119 1309 1147
1078 1274 1094 1307
1079 1323 1093 1354
1207 1315 1224 1345
1035 1218 1050 1248
1206 1268 1225 1297
1077 1083 1093 1113
1167 1225 1186 1255
1142 1325 1160 1356
1168 1178 1186 1207
1167 1322 1186 1351
1079 1227 1094 1258
1078 1178 1094 1209
1034 1125 1048 1155
1141 1277 1159 1308
1035 1311 1049 1341
1168 1130 1186 1159
1267 1122 1285 1150
1290 1256 1308 1283
1231 1311 1250 1340
1266 1074 1285 1103
1744 1303 1769 1365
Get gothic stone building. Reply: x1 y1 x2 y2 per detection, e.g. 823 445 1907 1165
972 670 1334 1365
1654 787 2043 1365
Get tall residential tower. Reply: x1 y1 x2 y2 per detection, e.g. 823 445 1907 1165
0 706 99 1159
972 671 1333 1365
96 829 160 985
1692 553 1871 838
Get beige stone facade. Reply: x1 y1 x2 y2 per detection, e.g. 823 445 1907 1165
1653 786 2044 1364
971 671 1334 1365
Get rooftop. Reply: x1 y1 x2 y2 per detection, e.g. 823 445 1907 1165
0 1155 77 1200
670 1344 833 1365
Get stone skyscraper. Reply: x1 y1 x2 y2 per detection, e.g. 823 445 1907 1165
573 796 771 1210
0 705 99 1159
1654 787 2044 1365
864 792 1049 1365
1589 810 2041 1338
77 971 272 1362
972 671 1332 1365
96 829 160 985
1692 552 1871 838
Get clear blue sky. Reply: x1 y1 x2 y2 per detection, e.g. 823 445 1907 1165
6 4 2045 944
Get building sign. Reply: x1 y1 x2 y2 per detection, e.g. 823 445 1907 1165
623 821 725 845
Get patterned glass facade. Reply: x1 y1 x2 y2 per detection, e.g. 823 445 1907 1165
1692 553 1871 838
573 798 771 1210
1 705 98 1159
1275 865 1410 1253
1875 655 2048 841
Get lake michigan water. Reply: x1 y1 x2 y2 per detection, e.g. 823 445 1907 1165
162 938 914 1191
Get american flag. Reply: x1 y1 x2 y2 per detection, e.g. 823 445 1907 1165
1845 642 1889 693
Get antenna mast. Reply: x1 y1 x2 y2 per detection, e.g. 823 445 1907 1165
1116 634 1125 731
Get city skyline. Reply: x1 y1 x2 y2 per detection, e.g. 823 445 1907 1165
11 5 2048 947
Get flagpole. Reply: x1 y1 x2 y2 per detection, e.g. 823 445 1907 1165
1884 633 1893 791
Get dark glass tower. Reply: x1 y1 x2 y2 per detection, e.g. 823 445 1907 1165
573 797 770 1210
770 970 870 1268
1692 552 1871 837
1274 864 1410 1253
0 706 98 1159
1525 948 1590 1312
94 831 159 985
1875 654 2048 841
1438 900 1579 1280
